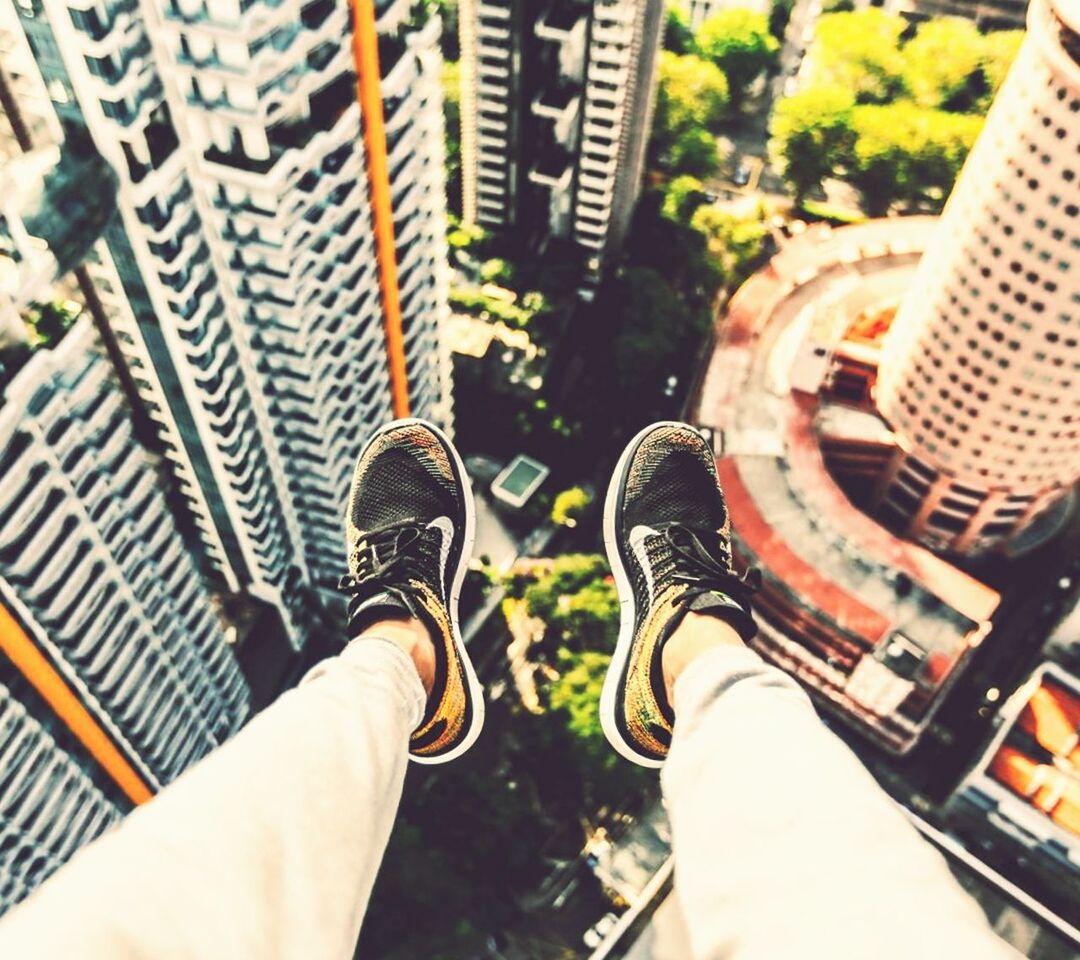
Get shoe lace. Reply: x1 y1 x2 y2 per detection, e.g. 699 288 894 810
337 520 428 609
658 522 761 610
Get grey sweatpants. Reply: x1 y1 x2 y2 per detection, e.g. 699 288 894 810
0 639 1015 959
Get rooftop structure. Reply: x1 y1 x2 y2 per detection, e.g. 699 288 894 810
459 0 664 294
689 213 1080 947
491 453 549 508
692 219 1001 754
874 0 1080 556
950 662 1080 921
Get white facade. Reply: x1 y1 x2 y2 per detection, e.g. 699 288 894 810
11 0 453 635
0 319 250 790
0 678 121 915
460 0 662 288
574 0 662 282
875 0 1080 554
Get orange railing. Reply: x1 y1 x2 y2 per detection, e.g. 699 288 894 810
0 602 152 805
350 0 410 419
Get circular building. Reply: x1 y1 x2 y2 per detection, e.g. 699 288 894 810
874 0 1080 555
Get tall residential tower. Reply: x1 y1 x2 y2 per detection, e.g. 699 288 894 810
459 0 664 293
874 0 1079 555
7 0 454 643
0 161 250 906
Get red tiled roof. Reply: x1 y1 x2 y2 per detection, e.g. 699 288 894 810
716 457 891 644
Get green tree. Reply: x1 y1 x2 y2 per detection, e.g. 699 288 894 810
549 650 610 745
657 51 731 133
670 128 723 177
545 648 647 800
26 301 79 348
480 257 512 284
610 267 694 391
696 9 779 109
653 51 729 175
519 554 617 652
552 486 592 527
976 30 1023 111
809 10 906 104
548 580 619 652
523 554 611 623
769 85 855 206
901 18 983 110
691 205 769 288
664 2 694 53
662 174 706 222
848 102 983 214
446 216 489 251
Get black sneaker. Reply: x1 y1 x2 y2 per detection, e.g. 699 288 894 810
601 422 758 767
341 418 483 764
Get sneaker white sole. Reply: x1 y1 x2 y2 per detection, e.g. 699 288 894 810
599 421 695 770
361 418 485 765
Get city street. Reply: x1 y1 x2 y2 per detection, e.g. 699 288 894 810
706 0 821 201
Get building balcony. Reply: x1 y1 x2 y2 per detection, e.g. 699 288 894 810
476 0 510 20
579 153 617 177
477 59 509 81
531 85 581 143
477 20 511 43
535 3 585 41
205 74 354 177
528 150 573 190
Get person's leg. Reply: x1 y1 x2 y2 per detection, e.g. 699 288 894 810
600 423 1017 960
0 628 425 959
0 418 485 959
661 615 1018 960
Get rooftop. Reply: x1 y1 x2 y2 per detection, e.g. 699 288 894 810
690 218 1000 753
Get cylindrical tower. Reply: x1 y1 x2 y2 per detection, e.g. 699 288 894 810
875 0 1080 555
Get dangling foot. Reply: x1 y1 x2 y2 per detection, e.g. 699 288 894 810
341 419 484 764
600 422 758 768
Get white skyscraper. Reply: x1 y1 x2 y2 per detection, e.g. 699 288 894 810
0 313 252 776
7 0 454 643
0 677 122 915
459 0 664 293
875 0 1079 555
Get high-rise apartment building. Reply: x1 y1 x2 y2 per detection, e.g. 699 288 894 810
0 676 122 914
0 308 251 906
874 0 1079 555
0 14 256 910
459 0 664 293
6 0 453 644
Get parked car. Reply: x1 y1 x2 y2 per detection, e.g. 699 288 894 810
733 163 751 187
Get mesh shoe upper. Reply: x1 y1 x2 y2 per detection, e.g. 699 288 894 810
608 423 757 765
343 421 476 762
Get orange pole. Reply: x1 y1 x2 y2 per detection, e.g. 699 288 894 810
350 0 411 419
0 601 152 805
